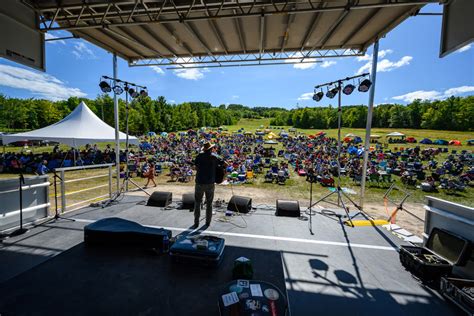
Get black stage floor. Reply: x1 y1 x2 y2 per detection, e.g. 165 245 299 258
0 195 463 316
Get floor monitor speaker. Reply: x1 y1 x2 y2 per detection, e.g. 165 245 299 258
227 195 252 213
276 200 300 217
182 193 195 210
147 191 172 207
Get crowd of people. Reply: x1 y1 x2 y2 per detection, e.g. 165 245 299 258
1 130 472 194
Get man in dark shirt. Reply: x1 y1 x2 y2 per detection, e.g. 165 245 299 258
193 142 218 228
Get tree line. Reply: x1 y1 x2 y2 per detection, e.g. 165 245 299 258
0 94 472 133
270 96 473 131
0 94 239 134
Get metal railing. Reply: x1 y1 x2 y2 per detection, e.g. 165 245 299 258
54 164 114 213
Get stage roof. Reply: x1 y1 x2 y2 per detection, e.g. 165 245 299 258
24 0 436 68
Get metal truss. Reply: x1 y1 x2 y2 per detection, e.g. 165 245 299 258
129 49 364 68
25 0 440 32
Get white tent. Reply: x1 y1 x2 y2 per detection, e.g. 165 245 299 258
386 132 405 137
2 101 139 147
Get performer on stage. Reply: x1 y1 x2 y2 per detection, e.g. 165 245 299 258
192 141 221 228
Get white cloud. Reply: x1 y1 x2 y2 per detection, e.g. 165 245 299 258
231 95 239 100
444 85 474 96
72 42 97 59
171 58 209 80
298 92 314 101
357 49 393 62
150 66 165 75
0 64 86 101
320 61 337 68
169 100 176 104
45 33 65 45
285 52 336 70
357 56 412 75
393 90 442 102
174 67 207 80
457 44 471 53
285 52 317 70
392 85 474 102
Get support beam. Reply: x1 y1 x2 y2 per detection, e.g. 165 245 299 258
182 22 217 62
209 20 228 54
280 9 295 52
259 11 265 58
360 40 379 209
233 10 246 53
340 8 381 47
161 24 193 56
112 53 120 194
101 28 149 58
319 7 351 49
299 2 326 51
35 1 438 31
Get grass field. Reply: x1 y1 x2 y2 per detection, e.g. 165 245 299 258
1 118 472 217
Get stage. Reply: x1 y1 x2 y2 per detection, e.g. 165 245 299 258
0 193 462 315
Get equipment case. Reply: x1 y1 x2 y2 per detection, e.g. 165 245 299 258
84 217 171 252
170 235 225 266
440 277 474 315
399 228 470 283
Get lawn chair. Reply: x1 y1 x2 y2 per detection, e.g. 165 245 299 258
368 173 380 186
264 158 271 168
156 164 162 174
246 171 254 183
352 174 362 185
381 173 393 183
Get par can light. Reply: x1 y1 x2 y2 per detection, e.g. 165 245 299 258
326 87 339 99
313 91 324 102
358 79 372 92
342 84 355 95
99 81 111 93
113 85 124 95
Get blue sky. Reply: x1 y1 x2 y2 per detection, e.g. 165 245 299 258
0 4 473 108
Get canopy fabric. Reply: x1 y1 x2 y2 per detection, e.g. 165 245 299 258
370 134 381 138
386 132 405 137
345 133 357 137
2 102 138 147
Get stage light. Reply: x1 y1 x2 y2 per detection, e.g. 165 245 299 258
128 87 136 97
342 84 355 95
326 87 339 99
131 89 140 98
140 89 148 97
358 79 372 92
313 91 324 102
113 85 124 95
99 80 111 93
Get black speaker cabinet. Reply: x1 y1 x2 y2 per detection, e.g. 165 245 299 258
227 195 252 213
182 193 195 210
276 200 300 217
147 191 172 207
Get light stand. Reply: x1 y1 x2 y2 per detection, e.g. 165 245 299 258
98 76 150 208
307 73 370 232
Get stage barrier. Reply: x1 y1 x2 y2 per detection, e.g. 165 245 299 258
0 175 50 232
55 163 114 213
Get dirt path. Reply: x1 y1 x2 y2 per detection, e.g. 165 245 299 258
129 182 426 238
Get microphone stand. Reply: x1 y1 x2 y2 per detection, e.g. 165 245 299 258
10 173 29 236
